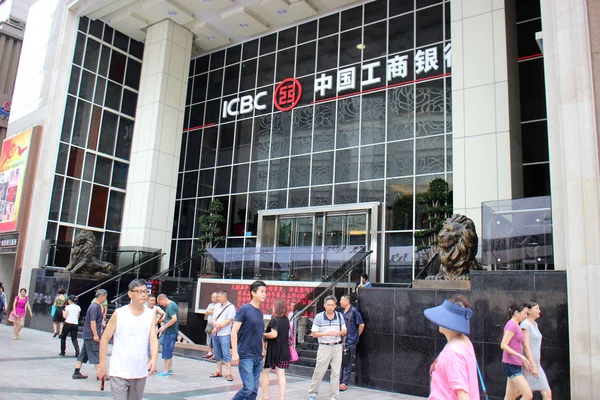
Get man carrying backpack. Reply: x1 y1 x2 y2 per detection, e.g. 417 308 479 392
307 295 347 400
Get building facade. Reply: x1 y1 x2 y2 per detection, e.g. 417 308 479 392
2 0 600 397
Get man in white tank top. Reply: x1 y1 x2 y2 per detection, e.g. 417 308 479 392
97 279 158 400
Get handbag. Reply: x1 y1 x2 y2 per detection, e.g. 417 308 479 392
8 310 18 323
51 305 57 317
205 303 232 334
288 324 299 362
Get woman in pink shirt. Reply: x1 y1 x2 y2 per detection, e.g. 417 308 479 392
500 303 532 400
424 295 479 400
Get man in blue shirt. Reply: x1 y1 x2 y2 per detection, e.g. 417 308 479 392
156 294 179 377
358 274 372 289
231 281 267 400
339 294 364 392
73 289 107 379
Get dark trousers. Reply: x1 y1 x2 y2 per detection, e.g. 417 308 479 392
340 344 357 386
60 323 80 355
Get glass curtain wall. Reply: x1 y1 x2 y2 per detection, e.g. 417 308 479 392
46 17 143 263
174 0 452 283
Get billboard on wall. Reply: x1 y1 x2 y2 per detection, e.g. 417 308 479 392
0 128 32 232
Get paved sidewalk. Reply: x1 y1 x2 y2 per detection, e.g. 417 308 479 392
0 324 425 399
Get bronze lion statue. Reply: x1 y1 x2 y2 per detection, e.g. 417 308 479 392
424 214 483 280
65 230 116 275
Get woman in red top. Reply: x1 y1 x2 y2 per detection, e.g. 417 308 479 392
500 302 532 400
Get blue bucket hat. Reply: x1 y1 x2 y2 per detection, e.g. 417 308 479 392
424 299 473 335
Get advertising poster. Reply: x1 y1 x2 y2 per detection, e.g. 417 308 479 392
0 128 32 232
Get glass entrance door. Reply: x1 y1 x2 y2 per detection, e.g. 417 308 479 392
323 213 368 280
274 216 315 281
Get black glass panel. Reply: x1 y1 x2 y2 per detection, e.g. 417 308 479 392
298 20 317 43
217 123 235 166
340 29 362 66
292 106 313 155
337 97 360 148
94 156 112 185
289 188 309 208
125 58 141 89
517 19 543 58
523 163 550 197
516 0 541 22
266 190 286 210
389 14 414 53
319 14 339 37
242 39 259 60
207 69 224 100
519 59 547 121
201 127 218 168
521 121 549 163
270 112 291 158
185 130 201 171
388 86 414 140
94 76 106 105
417 0 442 8
198 169 214 197
120 89 137 117
62 96 76 142
79 70 95 101
415 135 445 175
276 48 295 82
73 33 85 66
192 74 207 104
72 100 92 147
224 64 240 95
390 0 414 16
98 45 110 77
205 99 221 125
235 119 253 163
386 177 414 230
317 36 339 72
257 54 275 87
83 38 100 72
109 51 127 84
111 161 128 189
115 117 133 160
77 182 91 225
79 16 89 33
363 21 387 60
226 45 241 64
98 110 118 155
334 182 358 204
129 40 144 59
362 91 386 145
313 102 335 152
210 50 225 70
342 6 363 31
49 176 64 220
68 66 81 95
113 31 129 52
364 0 387 24
183 171 198 198
237 63 255 96
56 143 69 175
416 5 443 47
232 164 249 193
415 78 445 137
252 115 271 161
229 194 247 236
260 33 277 55
214 167 231 195
189 103 205 129
89 19 103 39
105 81 122 111
60 178 80 223
83 153 95 181
178 200 195 238
296 42 316 77
278 27 296 49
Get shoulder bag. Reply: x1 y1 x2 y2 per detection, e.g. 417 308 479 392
288 318 299 362
205 303 232 334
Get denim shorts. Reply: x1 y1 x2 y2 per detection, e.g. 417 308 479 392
162 332 177 360
213 335 231 362
502 362 523 379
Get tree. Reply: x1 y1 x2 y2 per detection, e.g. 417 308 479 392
197 200 226 274
414 178 452 259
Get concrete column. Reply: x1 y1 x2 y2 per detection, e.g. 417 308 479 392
120 19 192 269
6 0 79 289
541 0 600 396
450 0 522 233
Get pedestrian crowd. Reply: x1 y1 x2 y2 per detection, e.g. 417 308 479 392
2 275 552 400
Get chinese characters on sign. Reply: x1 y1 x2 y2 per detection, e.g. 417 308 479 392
315 43 452 96
196 281 318 317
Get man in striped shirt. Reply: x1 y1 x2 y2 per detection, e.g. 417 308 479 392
307 295 347 400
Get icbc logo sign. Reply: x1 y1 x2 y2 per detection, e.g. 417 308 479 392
273 78 302 112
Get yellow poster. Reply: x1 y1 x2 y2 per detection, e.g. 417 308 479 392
0 128 32 232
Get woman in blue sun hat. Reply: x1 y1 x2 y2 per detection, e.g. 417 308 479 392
425 295 479 400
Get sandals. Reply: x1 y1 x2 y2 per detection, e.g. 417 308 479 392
339 384 348 391
209 372 222 378
226 374 234 381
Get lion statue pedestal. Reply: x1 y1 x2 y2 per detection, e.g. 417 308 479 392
412 214 485 289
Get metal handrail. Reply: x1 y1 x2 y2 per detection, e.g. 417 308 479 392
291 250 372 347
75 252 166 300
110 250 205 304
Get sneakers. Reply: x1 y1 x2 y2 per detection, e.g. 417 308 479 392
58 353 65 356
53 332 58 338
168 370 173 375
155 371 169 377
308 396 316 400
72 373 88 379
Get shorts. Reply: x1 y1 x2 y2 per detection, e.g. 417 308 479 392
77 339 100 365
502 362 523 379
111 376 147 400
161 332 177 360
213 335 231 362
